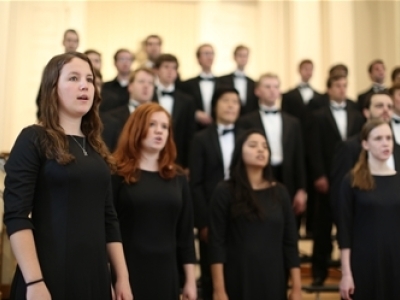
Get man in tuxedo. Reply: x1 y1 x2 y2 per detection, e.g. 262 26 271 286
237 73 307 215
100 49 134 113
331 91 395 224
218 45 258 115
84 49 102 71
389 83 400 145
391 67 400 85
143 34 162 69
181 44 221 130
309 74 364 286
153 54 196 168
281 60 321 236
36 29 80 119
101 67 155 151
357 59 387 112
189 87 241 300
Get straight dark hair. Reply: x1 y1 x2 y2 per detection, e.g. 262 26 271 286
228 129 275 220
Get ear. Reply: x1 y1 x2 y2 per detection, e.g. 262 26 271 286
361 139 369 151
363 108 370 119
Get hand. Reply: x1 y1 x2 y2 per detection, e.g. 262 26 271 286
288 288 302 300
199 227 209 243
27 282 51 300
195 110 213 125
181 281 197 300
213 290 229 300
114 278 133 300
292 190 307 215
314 176 329 194
340 274 355 300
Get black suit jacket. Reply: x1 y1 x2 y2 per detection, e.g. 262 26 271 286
281 86 321 121
100 111 125 152
100 78 129 112
180 76 223 130
153 89 196 168
308 104 364 181
236 110 306 197
189 124 241 229
218 73 258 115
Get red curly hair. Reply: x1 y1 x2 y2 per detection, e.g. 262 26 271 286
113 103 181 183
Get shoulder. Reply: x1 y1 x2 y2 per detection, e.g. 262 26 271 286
102 79 117 87
282 88 298 97
238 110 259 122
218 74 233 81
281 112 299 125
213 181 233 198
15 125 46 146
175 90 195 103
182 77 199 85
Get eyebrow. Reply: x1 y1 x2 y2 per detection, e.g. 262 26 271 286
67 71 93 77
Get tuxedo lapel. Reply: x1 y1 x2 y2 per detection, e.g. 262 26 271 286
195 77 205 110
210 126 224 167
346 103 356 137
326 107 342 140
281 113 290 154
255 112 268 137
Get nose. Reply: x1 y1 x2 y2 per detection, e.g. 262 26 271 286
80 79 88 90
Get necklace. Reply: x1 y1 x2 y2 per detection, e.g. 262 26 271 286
70 135 88 156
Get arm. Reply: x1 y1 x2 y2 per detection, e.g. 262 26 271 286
176 177 197 298
339 249 354 300
209 183 231 299
4 127 51 299
107 243 132 300
182 96 197 168
288 267 302 300
292 119 307 214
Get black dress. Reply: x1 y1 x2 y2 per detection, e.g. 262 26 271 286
209 182 300 300
3 125 121 300
337 174 400 300
112 171 196 300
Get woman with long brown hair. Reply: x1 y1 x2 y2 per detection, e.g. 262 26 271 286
112 103 197 300
337 119 400 300
209 129 301 300
4 52 132 300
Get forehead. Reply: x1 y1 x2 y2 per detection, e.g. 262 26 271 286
371 94 392 104
372 63 384 70
64 32 78 40
245 133 267 143
133 70 154 81
61 57 92 74
150 111 169 121
331 78 347 86
300 62 313 69
117 51 132 59
369 124 391 136
199 45 214 54
260 77 279 85
235 48 248 55
146 37 161 45
87 52 100 59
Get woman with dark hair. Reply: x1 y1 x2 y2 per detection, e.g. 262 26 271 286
4 52 132 299
209 129 301 300
189 87 241 300
112 103 197 300
337 119 400 300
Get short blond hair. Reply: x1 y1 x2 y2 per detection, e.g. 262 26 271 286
256 73 280 87
129 67 155 84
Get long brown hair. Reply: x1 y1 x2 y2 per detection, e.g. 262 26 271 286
39 52 114 169
351 119 389 190
113 103 180 183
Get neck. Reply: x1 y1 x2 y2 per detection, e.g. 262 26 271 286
301 78 309 83
117 73 130 82
331 98 345 104
237 66 245 72
260 100 276 108
159 81 173 89
202 67 212 74
59 114 83 136
246 166 268 189
368 155 394 175
216 120 234 126
139 150 160 171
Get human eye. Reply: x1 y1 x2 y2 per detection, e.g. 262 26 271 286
87 77 94 83
162 123 169 130
69 76 78 81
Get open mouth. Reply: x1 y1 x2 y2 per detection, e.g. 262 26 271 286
77 95 89 100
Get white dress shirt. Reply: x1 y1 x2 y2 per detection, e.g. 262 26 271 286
298 82 314 104
259 104 283 166
391 114 400 145
199 72 215 116
156 80 175 115
217 124 235 179
128 99 140 114
330 101 347 141
233 70 247 105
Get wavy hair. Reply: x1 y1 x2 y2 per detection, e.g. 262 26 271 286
113 103 181 183
228 129 275 220
38 52 114 169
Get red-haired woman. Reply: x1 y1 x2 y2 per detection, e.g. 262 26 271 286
112 103 197 300
4 53 132 300
337 119 400 300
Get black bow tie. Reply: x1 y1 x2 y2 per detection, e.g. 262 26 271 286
393 119 400 124
161 90 174 96
264 110 279 114
200 77 215 81
221 128 234 135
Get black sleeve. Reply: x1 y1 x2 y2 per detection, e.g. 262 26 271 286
182 97 196 168
4 126 44 236
278 185 300 269
188 135 208 229
292 119 306 190
176 176 196 265
330 140 356 223
104 180 122 243
336 175 355 249
208 182 231 264
306 111 325 180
